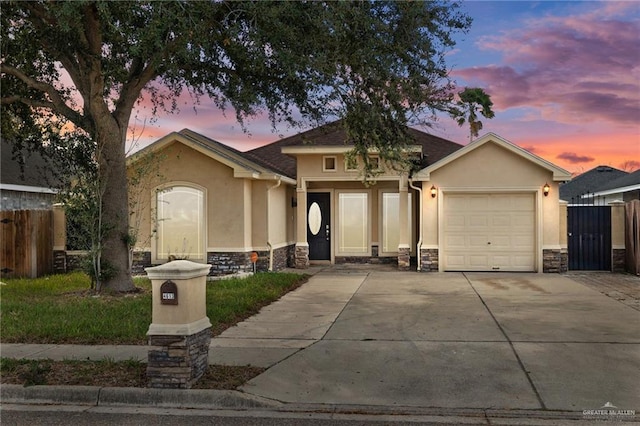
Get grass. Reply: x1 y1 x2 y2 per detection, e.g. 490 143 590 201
0 271 308 344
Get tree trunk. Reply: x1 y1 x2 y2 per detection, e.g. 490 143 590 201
96 120 135 293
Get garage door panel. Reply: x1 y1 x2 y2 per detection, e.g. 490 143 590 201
467 196 490 211
469 215 489 228
491 235 511 249
469 255 489 267
446 254 466 269
512 235 534 248
443 193 535 272
492 214 511 227
469 235 490 248
446 235 466 248
445 214 466 228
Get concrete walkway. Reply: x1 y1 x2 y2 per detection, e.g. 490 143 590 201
2 269 639 416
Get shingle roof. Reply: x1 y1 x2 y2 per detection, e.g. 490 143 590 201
1 138 60 189
559 165 628 202
593 169 640 193
244 120 463 179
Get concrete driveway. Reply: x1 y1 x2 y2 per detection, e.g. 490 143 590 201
214 270 640 412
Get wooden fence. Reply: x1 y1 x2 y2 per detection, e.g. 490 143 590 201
0 210 53 278
626 200 640 275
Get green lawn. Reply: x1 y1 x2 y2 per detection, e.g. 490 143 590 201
0 271 307 344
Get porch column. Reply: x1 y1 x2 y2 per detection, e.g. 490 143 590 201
398 176 410 270
295 179 309 268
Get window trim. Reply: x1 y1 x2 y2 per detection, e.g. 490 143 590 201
152 182 207 263
344 154 359 172
323 155 337 172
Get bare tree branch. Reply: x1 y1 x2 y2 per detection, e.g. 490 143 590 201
1 64 88 129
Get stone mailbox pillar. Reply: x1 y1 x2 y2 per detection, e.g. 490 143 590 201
146 260 212 389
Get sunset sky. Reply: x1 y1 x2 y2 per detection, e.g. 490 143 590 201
129 1 640 175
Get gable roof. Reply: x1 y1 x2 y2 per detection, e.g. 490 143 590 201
244 120 464 179
591 168 640 196
415 132 572 182
0 138 60 193
559 165 628 202
127 129 295 184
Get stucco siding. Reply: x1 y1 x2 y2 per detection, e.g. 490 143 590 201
129 141 251 260
419 141 564 272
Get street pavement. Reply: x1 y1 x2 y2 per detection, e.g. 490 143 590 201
2 268 639 423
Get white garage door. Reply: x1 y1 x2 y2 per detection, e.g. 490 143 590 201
443 193 536 271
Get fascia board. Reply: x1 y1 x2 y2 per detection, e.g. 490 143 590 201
591 184 640 197
0 183 58 194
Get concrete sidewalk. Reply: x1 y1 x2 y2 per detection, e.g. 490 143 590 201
2 269 639 421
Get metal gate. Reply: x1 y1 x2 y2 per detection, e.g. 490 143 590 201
568 198 611 270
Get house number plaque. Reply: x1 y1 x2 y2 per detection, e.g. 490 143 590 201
160 280 178 305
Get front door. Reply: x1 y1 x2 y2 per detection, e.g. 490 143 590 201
307 192 331 261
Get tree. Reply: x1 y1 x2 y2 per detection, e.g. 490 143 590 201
450 87 495 140
1 1 471 291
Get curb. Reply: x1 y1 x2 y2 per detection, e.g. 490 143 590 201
1 385 281 410
4 385 632 424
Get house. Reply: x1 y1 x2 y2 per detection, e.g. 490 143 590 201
589 169 640 203
128 122 572 274
127 129 298 275
1 138 64 277
559 165 628 204
0 138 60 210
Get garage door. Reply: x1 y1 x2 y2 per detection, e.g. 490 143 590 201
443 193 535 271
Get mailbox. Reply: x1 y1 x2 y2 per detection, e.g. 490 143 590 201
160 280 178 305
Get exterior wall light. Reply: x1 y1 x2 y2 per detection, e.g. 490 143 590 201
430 185 437 198
543 183 550 197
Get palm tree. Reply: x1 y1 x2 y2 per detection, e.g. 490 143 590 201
450 87 495 141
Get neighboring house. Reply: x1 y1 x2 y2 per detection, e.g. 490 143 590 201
589 169 640 203
1 139 64 278
559 165 628 204
0 138 60 210
128 122 572 274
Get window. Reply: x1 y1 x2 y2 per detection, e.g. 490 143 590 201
156 185 205 261
338 192 368 254
381 192 412 254
345 154 358 172
323 156 337 172
369 156 380 170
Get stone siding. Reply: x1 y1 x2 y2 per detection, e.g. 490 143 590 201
420 248 439 272
65 251 89 272
131 251 152 275
147 326 211 389
543 249 568 273
53 250 67 274
208 245 294 275
398 247 411 271
295 245 309 269
334 256 398 265
612 248 626 273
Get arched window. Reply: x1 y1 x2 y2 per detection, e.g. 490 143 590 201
155 185 205 261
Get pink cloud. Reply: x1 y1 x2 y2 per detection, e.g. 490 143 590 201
452 5 640 126
556 152 594 164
